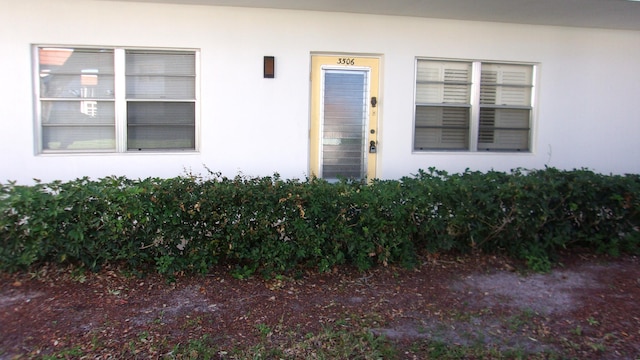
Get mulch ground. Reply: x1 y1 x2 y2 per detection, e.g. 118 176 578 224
1 252 639 359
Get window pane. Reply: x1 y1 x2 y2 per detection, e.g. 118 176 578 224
42 126 115 151
127 102 194 125
480 108 530 129
481 63 532 85
38 47 116 152
417 60 472 83
414 106 469 150
126 51 195 75
126 50 195 99
40 48 114 74
41 101 114 125
39 48 114 99
480 85 532 106
416 83 470 104
127 102 195 150
415 60 472 151
40 74 115 99
480 63 533 106
478 108 530 151
416 60 472 105
127 126 195 150
125 50 197 151
126 76 195 99
478 129 529 151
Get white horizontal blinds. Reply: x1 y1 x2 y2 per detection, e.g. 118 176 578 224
125 50 195 99
127 102 195 150
39 48 116 151
125 50 196 150
414 60 471 150
322 70 367 180
479 63 533 151
414 107 469 150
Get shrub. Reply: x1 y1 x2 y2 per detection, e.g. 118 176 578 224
1 168 638 275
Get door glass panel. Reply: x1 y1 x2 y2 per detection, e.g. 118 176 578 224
322 70 368 180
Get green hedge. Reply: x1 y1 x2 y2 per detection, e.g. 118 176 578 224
1 168 638 275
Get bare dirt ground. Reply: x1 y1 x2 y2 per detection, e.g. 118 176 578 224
1 252 639 359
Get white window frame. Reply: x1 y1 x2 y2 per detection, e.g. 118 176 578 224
34 45 200 154
413 58 537 153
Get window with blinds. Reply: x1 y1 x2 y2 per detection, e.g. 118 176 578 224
414 59 534 152
415 61 472 150
38 48 116 151
36 46 197 153
126 50 196 151
479 63 532 151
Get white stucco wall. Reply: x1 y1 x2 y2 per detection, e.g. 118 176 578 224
1 0 639 184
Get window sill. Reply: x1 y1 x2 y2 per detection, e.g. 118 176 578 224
38 150 200 157
412 149 533 155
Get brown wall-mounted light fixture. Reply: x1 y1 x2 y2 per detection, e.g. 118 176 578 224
264 56 275 78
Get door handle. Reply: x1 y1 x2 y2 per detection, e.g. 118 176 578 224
371 97 377 108
369 140 377 153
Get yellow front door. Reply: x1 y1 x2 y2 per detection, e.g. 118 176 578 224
310 55 380 181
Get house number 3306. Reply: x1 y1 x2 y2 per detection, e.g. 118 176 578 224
337 58 355 65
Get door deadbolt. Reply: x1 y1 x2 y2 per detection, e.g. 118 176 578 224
369 140 377 153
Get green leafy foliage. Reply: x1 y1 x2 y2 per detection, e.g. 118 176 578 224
1 168 638 275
